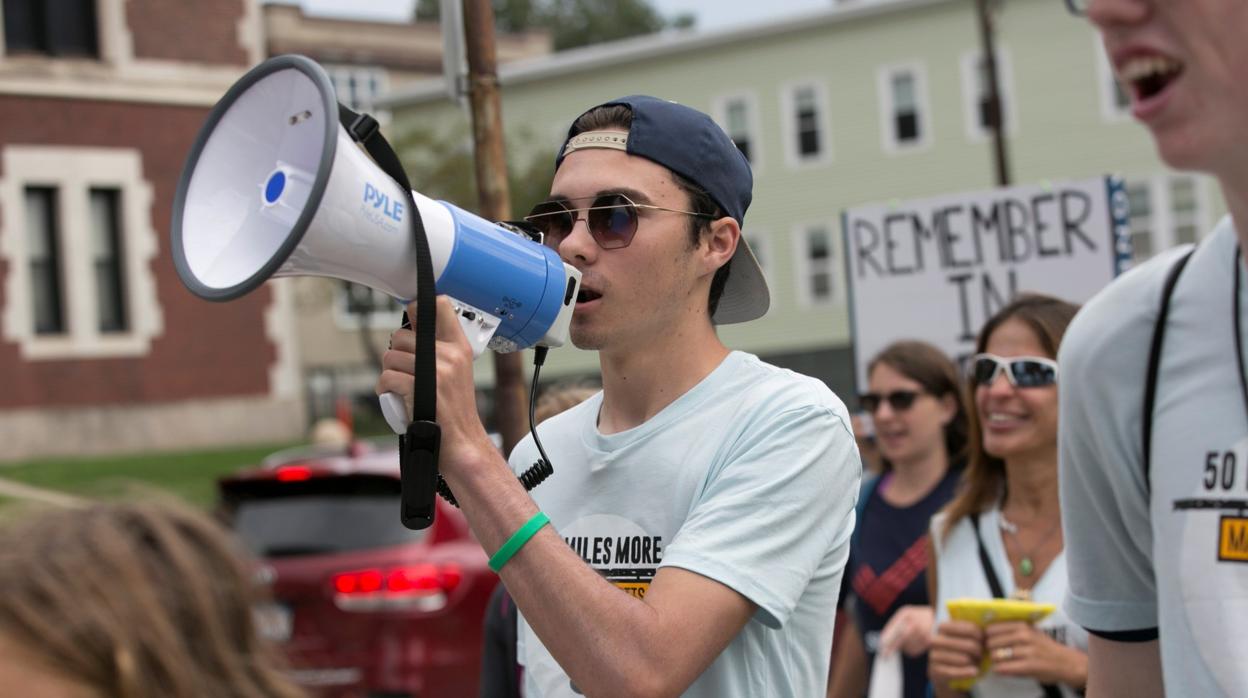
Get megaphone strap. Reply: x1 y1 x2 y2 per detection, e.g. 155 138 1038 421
338 103 440 531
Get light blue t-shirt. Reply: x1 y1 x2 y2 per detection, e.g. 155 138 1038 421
509 351 861 698
1060 216 1248 696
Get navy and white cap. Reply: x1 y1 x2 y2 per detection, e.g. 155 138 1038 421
555 95 770 325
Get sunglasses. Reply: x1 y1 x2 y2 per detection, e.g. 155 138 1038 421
1063 0 1088 16
859 390 923 414
970 353 1059 388
523 193 712 250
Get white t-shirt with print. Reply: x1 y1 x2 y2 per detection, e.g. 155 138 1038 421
1059 216 1248 696
508 351 861 698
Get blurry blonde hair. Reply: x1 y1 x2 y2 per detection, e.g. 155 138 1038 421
0 499 304 698
534 383 599 424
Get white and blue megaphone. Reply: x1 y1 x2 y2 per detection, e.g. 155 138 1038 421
170 55 581 435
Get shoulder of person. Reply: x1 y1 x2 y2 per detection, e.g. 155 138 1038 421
731 352 848 419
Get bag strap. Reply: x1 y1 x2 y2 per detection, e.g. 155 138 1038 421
338 104 440 529
969 514 1062 698
1142 248 1196 494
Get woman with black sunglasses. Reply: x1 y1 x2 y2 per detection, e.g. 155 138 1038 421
829 340 967 698
928 295 1086 698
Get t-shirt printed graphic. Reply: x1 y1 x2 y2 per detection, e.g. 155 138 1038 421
562 514 664 599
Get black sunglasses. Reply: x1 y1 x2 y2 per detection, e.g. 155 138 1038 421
970 353 1059 388
859 390 923 414
524 193 711 250
1063 0 1087 15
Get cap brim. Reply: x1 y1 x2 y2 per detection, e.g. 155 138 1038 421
712 237 770 324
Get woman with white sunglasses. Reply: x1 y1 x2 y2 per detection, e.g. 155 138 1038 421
928 295 1088 698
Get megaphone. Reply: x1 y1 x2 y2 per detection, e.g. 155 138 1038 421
170 55 581 436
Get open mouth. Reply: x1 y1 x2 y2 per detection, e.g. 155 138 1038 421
577 288 602 304
1120 55 1184 102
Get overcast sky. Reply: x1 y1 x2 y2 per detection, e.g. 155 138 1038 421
292 0 836 33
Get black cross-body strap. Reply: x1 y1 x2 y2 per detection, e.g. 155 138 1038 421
1142 248 1195 493
969 513 1063 698
338 104 440 530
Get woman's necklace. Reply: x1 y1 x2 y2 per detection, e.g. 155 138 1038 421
998 512 1062 578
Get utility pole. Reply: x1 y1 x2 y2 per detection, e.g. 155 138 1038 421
975 0 1011 187
462 0 529 455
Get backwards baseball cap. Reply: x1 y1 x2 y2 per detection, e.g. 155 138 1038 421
554 95 770 325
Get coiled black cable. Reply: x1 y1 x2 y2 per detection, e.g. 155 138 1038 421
437 346 553 507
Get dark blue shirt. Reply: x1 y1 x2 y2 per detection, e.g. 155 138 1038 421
849 467 961 698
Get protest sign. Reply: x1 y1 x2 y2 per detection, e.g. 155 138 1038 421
842 177 1131 389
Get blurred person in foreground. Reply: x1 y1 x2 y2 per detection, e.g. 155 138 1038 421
480 382 599 698
929 295 1087 698
1059 1 1248 695
0 499 303 698
379 95 860 697
829 341 967 698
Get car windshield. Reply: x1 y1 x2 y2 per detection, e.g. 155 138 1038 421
224 475 427 557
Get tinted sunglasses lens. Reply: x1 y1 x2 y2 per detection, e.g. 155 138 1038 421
859 394 881 413
526 202 573 244
1010 360 1057 387
972 357 1000 386
887 391 919 410
587 195 638 249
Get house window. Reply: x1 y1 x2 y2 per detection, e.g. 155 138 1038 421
892 72 920 143
795 86 821 157
743 230 770 283
879 64 930 152
326 65 389 114
90 188 128 333
962 49 1015 140
334 282 403 330
1 146 162 359
794 224 835 306
3 0 99 57
1124 174 1207 262
725 98 753 162
24 187 65 335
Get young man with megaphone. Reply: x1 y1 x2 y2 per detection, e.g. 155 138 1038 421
378 96 860 698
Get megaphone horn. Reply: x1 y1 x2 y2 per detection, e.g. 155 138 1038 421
170 54 581 432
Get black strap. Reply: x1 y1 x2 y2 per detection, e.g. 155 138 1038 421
1142 248 1195 493
338 104 440 530
969 514 1063 698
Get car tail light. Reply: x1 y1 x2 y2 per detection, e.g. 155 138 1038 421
330 564 462 612
275 465 313 482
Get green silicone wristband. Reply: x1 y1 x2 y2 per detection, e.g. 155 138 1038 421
489 511 550 573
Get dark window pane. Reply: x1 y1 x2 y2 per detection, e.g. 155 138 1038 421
46 0 98 56
812 272 831 299
799 127 820 156
3 0 45 53
735 139 752 163
225 477 428 557
896 111 919 142
808 229 830 260
25 187 65 335
90 188 127 333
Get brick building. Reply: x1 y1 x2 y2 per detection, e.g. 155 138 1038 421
0 0 301 460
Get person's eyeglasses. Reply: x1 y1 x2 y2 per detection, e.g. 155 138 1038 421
1063 0 1088 16
859 390 923 414
970 353 1059 388
524 193 712 250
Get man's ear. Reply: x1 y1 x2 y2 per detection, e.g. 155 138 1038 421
702 216 739 275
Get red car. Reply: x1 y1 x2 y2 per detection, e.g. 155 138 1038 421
218 440 499 697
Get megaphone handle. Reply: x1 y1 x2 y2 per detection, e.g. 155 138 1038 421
381 392 409 435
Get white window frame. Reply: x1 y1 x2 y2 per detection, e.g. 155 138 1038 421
877 61 933 154
325 64 390 122
960 47 1018 142
1095 39 1131 123
791 221 838 308
1122 173 1212 262
0 146 163 359
780 79 833 169
712 91 764 174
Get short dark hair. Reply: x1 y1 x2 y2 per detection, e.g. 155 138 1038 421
568 105 732 319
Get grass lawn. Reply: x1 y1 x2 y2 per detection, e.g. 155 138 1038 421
0 442 301 509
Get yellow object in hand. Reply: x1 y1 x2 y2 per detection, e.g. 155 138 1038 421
945 598 1056 691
